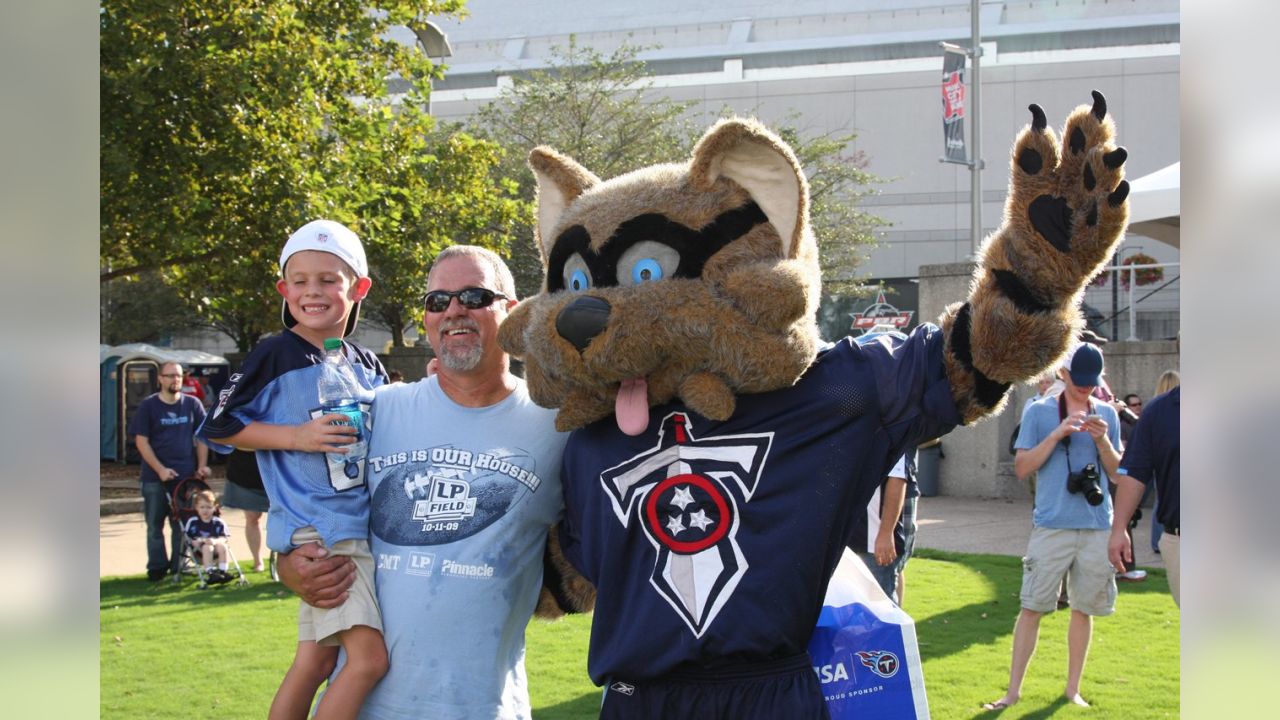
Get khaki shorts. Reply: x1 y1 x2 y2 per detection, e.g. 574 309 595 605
1020 527 1116 617
292 527 382 646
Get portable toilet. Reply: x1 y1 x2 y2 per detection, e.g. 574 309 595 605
99 344 230 463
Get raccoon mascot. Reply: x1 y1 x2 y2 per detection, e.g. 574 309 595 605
503 92 1129 718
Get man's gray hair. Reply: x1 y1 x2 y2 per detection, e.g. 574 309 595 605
429 245 517 299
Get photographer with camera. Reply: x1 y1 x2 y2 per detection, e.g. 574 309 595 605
984 343 1123 711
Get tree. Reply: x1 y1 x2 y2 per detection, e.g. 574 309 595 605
333 123 528 348
471 38 886 298
100 271 207 346
102 0 534 349
470 38 698 297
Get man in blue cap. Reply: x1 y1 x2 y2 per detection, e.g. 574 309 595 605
984 342 1123 711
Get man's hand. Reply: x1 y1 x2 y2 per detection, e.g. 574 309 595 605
1108 527 1133 574
874 533 898 567
277 542 357 609
291 414 359 454
1051 411 1088 441
1083 415 1109 441
195 465 212 479
160 467 180 481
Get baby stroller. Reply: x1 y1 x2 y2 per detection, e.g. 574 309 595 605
170 477 250 589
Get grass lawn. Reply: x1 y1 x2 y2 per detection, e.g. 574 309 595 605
101 549 1178 719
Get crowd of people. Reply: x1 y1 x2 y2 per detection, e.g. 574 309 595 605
123 219 1179 718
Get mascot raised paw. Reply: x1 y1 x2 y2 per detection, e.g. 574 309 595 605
500 93 1128 719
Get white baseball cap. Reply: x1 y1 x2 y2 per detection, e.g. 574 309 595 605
278 219 368 336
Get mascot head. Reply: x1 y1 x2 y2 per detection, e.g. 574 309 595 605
498 118 825 434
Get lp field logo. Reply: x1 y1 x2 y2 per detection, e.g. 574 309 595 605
405 472 477 531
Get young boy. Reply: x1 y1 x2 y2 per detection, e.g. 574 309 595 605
198 219 388 720
184 489 232 583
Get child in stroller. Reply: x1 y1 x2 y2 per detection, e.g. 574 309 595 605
171 478 247 588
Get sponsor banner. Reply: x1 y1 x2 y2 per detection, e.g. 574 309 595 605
850 291 914 333
942 51 967 162
808 550 930 719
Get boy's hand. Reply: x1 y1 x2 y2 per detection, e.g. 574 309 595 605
292 414 359 453
278 542 356 608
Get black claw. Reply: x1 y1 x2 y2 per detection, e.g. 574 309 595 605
1103 147 1128 169
1108 180 1130 207
1086 202 1098 227
1091 90 1107 121
1083 164 1096 191
1029 104 1047 132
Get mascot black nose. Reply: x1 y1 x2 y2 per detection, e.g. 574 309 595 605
556 296 611 352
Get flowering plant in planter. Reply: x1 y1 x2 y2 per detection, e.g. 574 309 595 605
1119 252 1163 289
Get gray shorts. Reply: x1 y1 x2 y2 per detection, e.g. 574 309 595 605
1020 526 1116 616
291 527 382 646
221 481 269 513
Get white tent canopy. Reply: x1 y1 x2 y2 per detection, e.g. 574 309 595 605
99 343 229 367
1125 162 1179 248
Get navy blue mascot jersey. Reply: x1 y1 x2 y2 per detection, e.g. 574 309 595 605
557 324 960 684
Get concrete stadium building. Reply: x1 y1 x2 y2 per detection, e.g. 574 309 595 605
416 0 1179 342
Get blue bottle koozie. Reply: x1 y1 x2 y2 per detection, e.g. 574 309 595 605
318 338 368 485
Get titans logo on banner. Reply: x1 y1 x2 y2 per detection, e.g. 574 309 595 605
600 413 773 636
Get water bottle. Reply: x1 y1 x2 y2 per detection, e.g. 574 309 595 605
318 338 367 480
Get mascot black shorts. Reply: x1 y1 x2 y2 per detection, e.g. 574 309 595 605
599 653 829 720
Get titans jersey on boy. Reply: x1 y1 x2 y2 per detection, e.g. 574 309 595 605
557 324 961 685
197 330 385 552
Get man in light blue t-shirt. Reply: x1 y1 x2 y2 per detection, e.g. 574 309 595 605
279 246 583 719
984 342 1123 712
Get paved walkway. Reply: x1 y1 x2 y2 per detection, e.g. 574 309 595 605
99 493 1163 578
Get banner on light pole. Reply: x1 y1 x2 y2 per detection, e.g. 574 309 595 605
941 50 967 163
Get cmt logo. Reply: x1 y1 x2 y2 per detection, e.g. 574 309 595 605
406 551 435 577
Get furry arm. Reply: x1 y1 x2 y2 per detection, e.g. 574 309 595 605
941 91 1130 424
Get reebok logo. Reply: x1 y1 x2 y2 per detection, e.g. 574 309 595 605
609 682 635 696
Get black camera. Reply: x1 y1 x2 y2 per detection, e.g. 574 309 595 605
1066 463 1105 506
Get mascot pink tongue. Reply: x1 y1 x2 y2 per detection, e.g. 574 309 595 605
616 377 649 435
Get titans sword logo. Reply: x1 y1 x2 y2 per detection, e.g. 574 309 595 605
600 412 773 636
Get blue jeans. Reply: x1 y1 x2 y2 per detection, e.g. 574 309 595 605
856 496 919 603
141 480 182 575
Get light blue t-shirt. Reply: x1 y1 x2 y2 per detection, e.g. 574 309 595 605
347 377 568 720
1015 395 1121 530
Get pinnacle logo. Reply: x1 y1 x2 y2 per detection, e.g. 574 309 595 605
600 413 772 637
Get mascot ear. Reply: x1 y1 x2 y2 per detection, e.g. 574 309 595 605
529 147 602 263
689 118 809 259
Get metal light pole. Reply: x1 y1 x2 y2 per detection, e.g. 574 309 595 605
412 21 453 116
969 0 983 256
939 0 985 257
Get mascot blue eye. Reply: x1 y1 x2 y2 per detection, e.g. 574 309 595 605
562 253 593 292
617 241 680 288
631 259 663 284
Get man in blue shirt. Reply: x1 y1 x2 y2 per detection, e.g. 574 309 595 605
984 343 1123 711
1110 383 1180 606
128 361 211 581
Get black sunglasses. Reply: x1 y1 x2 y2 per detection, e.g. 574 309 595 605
423 287 509 313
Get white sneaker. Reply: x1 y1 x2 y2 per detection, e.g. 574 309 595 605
1118 569 1148 582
